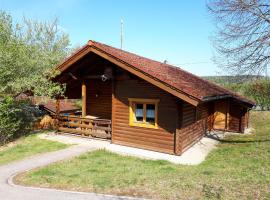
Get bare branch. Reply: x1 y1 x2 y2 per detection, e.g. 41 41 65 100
208 0 270 75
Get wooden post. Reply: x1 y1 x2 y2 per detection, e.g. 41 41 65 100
82 81 87 117
111 75 115 143
56 99 60 118
225 99 229 130
55 98 60 132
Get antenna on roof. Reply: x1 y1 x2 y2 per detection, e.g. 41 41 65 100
120 19 124 50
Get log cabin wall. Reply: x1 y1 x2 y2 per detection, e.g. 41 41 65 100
197 103 209 121
244 110 249 130
240 107 248 133
245 110 250 129
207 102 215 131
112 71 178 154
228 100 242 132
210 99 249 133
175 102 209 155
86 79 112 119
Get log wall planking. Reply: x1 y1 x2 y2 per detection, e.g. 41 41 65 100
86 79 112 119
180 118 207 153
182 102 209 152
112 74 178 154
181 102 196 127
175 102 209 155
228 100 241 132
210 99 249 133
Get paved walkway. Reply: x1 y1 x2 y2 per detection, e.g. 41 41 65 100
0 144 142 200
39 132 222 165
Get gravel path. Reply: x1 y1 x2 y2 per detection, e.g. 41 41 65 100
0 144 142 200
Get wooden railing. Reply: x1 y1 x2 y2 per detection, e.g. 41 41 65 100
57 115 112 139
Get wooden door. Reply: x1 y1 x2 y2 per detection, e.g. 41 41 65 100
213 101 227 130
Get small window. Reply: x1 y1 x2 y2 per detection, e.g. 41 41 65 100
129 98 159 129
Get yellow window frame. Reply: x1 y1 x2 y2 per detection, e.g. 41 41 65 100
128 98 159 129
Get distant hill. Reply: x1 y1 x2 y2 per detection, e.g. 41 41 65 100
202 75 264 85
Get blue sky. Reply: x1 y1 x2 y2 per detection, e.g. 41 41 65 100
0 0 224 76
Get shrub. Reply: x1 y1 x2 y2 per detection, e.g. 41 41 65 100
0 96 42 145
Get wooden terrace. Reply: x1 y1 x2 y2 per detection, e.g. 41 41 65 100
56 114 112 139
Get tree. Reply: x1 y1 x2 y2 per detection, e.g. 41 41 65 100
208 0 270 75
243 79 270 110
0 10 71 98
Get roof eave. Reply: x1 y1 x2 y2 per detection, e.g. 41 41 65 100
57 44 91 72
202 95 255 107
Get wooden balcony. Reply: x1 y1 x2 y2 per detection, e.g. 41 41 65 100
57 115 112 139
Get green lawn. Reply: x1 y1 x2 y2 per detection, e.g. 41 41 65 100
17 112 270 200
0 133 69 165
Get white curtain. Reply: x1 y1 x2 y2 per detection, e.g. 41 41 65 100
136 108 143 117
146 109 155 118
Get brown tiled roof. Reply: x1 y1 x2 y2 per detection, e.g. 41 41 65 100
58 40 255 106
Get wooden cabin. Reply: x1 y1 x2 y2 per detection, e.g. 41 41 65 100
55 40 255 155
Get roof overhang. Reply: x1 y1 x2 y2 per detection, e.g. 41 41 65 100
202 95 255 107
57 42 200 106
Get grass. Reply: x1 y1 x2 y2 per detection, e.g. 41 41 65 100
0 133 69 165
17 111 270 200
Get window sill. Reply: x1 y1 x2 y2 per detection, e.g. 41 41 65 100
129 122 158 129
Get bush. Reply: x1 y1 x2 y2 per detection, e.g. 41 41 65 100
0 96 42 145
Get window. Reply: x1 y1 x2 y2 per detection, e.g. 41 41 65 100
129 98 159 129
146 104 155 123
135 103 144 122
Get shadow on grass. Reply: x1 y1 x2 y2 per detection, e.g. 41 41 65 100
206 132 270 144
220 139 270 143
